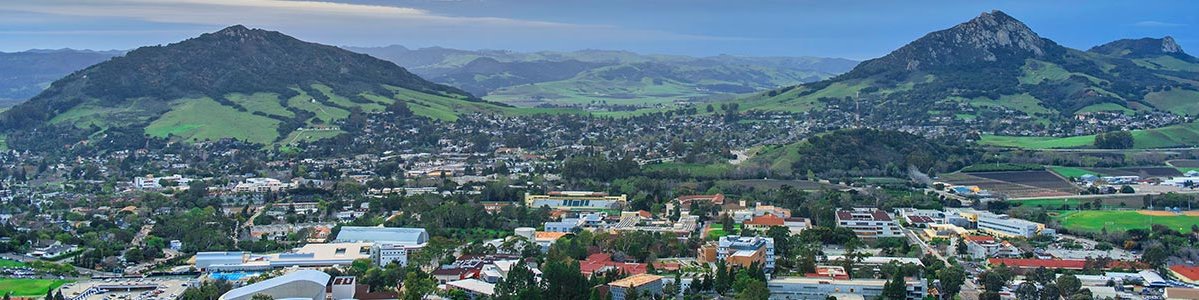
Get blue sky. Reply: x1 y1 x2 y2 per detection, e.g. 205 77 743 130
2 0 1195 60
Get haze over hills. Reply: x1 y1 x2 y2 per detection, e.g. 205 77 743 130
739 10 1199 128
0 49 121 105
0 25 505 145
347 45 858 107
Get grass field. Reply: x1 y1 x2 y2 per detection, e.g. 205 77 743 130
1055 210 1199 233
0 278 71 296
981 122 1199 149
145 97 282 144
225 92 293 118
1145 89 1199 116
706 224 742 240
0 258 26 268
1014 198 1141 210
1048 166 1099 178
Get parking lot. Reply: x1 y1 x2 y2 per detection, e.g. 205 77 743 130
57 277 194 300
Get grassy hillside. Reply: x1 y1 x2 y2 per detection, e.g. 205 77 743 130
981 122 1199 149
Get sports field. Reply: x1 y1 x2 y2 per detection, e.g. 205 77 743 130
1055 210 1199 233
0 278 71 296
0 258 26 268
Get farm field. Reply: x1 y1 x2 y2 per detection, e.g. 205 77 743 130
1085 167 1182 177
0 278 71 296
1055 210 1199 233
940 170 1077 198
1013 197 1143 210
717 179 841 191
1168 159 1199 173
1048 166 1099 178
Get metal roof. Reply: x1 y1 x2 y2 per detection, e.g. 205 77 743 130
334 226 428 245
219 270 330 300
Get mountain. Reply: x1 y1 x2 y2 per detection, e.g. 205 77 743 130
347 46 858 107
0 49 121 105
1 25 503 145
739 10 1199 127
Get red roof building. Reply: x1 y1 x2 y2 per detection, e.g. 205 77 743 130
988 258 1147 271
1170 265 1199 284
580 253 647 277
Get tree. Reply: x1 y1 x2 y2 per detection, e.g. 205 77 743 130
1056 274 1081 298
1143 245 1168 268
1094 131 1133 149
401 270 436 300
1039 284 1060 300
543 259 589 300
735 279 770 300
1119 185 1135 194
495 262 541 300
1016 281 1039 300
881 272 907 300
938 264 966 298
721 214 735 236
251 294 274 300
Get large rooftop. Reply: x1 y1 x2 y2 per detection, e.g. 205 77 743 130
334 226 428 245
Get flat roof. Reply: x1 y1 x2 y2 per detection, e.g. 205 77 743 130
609 274 662 288
447 279 495 295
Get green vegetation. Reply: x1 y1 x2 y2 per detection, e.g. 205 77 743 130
979 134 1094 149
284 129 344 144
0 258 26 268
225 92 294 118
145 97 282 144
965 93 1053 118
959 163 1043 173
1048 166 1098 178
287 89 349 123
1146 88 1199 116
643 162 734 179
1075 102 1133 114
1055 210 1199 233
706 223 742 240
0 278 71 296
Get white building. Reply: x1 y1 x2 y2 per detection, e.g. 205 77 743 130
218 270 331 300
967 210 1046 238
234 178 291 193
195 243 372 271
716 236 776 273
767 276 927 300
835 208 903 239
334 226 429 266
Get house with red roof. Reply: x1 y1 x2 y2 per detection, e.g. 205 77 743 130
1170 265 1199 284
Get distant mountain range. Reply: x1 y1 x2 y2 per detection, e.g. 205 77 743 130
0 49 122 105
739 10 1199 125
0 25 502 145
346 45 858 106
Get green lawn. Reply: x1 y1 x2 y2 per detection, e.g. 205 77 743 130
1055 210 1199 233
225 92 294 118
0 258 26 268
707 224 742 240
0 278 71 296
145 97 282 144
1049 166 1099 178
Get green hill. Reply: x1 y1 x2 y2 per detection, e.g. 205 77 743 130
737 10 1199 126
0 25 508 146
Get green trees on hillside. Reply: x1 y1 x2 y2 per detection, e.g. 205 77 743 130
1093 131 1133 149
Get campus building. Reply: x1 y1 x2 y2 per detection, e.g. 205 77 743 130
524 191 627 210
700 236 776 273
334 226 429 266
195 242 373 271
767 276 927 300
218 270 331 300
835 208 903 239
958 210 1048 238
608 274 663 300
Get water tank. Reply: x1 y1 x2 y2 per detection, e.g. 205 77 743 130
515 227 536 240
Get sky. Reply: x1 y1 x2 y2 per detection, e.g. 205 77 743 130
2 0 1196 60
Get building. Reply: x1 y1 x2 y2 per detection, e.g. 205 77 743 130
835 208 903 240
445 279 495 299
962 235 1021 259
543 212 608 232
608 274 663 300
195 242 372 271
218 270 330 300
961 210 1047 238
986 258 1148 271
333 226 429 266
1165 287 1199 300
524 191 627 210
233 177 291 193
1170 265 1199 285
668 194 725 214
767 276 926 300
713 236 775 273
579 253 647 277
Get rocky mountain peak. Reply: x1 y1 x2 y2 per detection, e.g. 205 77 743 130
949 10 1048 57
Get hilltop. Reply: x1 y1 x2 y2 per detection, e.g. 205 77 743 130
347 45 858 107
0 25 507 145
738 10 1199 129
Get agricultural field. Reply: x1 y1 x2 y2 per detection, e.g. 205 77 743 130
1084 167 1181 177
1012 197 1142 210
1167 159 1199 173
978 134 1094 149
939 170 1077 198
1048 166 1100 179
1054 210 1199 233
0 278 71 296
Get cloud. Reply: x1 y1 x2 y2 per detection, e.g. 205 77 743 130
1132 20 1185 27
1 0 742 46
